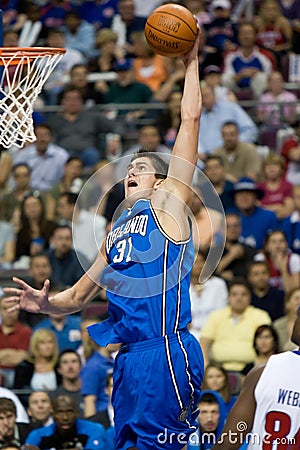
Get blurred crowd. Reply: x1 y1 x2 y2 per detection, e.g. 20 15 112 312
0 0 300 448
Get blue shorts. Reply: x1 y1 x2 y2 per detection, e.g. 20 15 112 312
112 330 204 450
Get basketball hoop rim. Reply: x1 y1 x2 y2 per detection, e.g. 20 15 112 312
0 47 66 63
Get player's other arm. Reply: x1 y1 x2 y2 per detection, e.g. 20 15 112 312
212 365 265 450
4 242 107 316
165 28 202 203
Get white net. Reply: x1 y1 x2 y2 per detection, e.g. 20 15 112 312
0 47 65 148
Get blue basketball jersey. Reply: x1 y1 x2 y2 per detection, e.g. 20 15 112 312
88 199 194 346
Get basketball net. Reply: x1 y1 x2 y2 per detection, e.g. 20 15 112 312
0 47 65 148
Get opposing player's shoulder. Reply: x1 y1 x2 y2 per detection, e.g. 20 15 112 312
243 363 266 391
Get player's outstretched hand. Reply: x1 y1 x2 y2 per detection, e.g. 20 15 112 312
180 21 201 67
3 277 51 314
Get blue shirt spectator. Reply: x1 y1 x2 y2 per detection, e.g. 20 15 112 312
33 315 82 352
232 177 279 250
13 124 69 192
188 390 228 449
81 349 114 413
282 211 300 255
79 0 118 29
63 10 96 60
26 395 106 450
198 85 258 155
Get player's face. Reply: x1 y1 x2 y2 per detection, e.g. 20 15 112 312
125 157 160 198
198 403 220 432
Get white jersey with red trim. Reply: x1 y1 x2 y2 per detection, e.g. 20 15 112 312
247 351 300 450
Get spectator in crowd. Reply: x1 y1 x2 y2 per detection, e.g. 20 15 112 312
80 331 114 420
19 254 53 328
222 22 274 98
188 391 228 450
67 64 104 106
232 177 279 249
79 0 118 30
43 28 85 105
51 349 84 418
15 191 56 260
204 0 237 54
156 90 182 150
247 260 285 321
257 153 294 221
280 125 300 185
114 124 171 181
25 395 106 450
0 219 15 268
273 287 300 350
0 164 31 223
94 371 114 430
189 251 228 339
198 84 258 157
0 295 32 388
254 230 300 291
40 0 71 30
202 364 237 413
46 224 88 287
33 310 82 353
257 71 297 127
255 0 292 58
212 121 261 182
91 27 121 80
0 387 28 424
0 398 30 448
27 391 53 430
103 57 153 123
79 160 124 228
46 156 83 221
62 10 96 60
17 2 45 48
200 280 271 372
47 86 114 167
0 150 12 191
56 192 106 264
282 184 300 254
14 328 60 392
190 186 225 252
111 0 146 53
216 213 257 281
241 324 279 376
203 66 237 102
182 0 211 25
204 155 235 212
130 30 170 92
13 125 69 192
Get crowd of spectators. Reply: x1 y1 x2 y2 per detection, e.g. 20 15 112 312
0 0 300 448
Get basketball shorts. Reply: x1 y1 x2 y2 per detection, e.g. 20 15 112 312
112 329 204 450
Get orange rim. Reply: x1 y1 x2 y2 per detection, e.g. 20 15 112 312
0 47 66 65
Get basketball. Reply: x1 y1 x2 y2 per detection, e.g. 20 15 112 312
144 4 197 58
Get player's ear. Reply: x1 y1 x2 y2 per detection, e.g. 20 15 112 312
153 178 164 190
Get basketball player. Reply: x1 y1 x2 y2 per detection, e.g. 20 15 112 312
212 307 300 450
4 29 203 450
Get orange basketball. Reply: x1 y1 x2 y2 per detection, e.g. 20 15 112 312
144 4 197 58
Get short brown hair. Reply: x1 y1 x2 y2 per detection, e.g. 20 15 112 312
0 398 16 416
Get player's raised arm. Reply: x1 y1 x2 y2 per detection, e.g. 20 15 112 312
3 242 107 315
166 27 202 202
